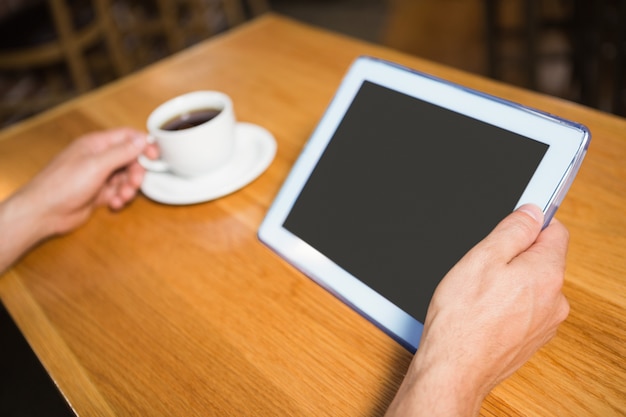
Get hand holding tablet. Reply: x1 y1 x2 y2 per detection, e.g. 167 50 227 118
259 56 589 352
385 205 570 416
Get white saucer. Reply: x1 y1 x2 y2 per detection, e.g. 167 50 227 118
141 122 276 205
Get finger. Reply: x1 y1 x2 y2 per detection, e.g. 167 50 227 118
142 142 160 160
514 218 569 282
109 165 142 199
105 170 127 194
536 295 569 345
79 128 142 154
94 169 127 207
102 127 146 146
555 293 570 324
100 183 128 211
119 183 138 202
534 218 569 258
108 195 125 211
94 182 117 207
127 161 146 188
473 204 544 264
104 170 140 209
96 132 148 176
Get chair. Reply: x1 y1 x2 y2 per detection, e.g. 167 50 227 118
484 0 576 92
0 0 270 128
571 0 626 115
0 0 130 126
485 0 626 116
614 1 626 115
109 0 270 72
381 0 487 76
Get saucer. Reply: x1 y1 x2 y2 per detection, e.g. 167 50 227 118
141 122 276 205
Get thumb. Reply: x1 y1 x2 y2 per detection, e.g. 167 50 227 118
476 204 545 263
96 131 147 176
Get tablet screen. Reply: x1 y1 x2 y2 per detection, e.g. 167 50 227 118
283 81 549 323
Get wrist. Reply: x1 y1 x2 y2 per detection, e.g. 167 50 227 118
386 346 487 417
0 189 51 273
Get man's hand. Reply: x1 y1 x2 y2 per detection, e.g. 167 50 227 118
1 128 158 273
386 204 570 416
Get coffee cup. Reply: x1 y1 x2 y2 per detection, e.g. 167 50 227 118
142 91 236 178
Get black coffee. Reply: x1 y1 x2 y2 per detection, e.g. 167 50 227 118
160 108 222 131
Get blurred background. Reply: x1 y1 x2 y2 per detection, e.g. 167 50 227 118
1 0 624 129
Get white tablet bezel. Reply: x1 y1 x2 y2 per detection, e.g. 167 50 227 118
258 56 590 351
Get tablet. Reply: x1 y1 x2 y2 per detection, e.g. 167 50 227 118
258 56 590 352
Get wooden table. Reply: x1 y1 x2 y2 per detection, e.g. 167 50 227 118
1 14 625 417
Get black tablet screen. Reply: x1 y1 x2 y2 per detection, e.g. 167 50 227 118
283 81 548 323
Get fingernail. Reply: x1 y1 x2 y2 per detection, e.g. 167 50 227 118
517 204 544 223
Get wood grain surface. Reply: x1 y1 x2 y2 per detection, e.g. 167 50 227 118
1 14 625 416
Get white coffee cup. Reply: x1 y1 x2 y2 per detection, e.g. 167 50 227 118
142 91 236 178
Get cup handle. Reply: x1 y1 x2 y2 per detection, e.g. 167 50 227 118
138 135 169 172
